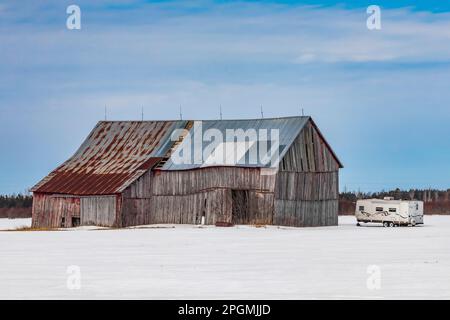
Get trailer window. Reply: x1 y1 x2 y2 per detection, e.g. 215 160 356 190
359 206 364 211
389 208 397 213
375 207 384 212
416 204 419 210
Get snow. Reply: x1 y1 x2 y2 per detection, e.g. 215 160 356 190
0 216 449 299
0 218 31 230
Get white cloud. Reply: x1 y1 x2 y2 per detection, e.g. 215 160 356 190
2 3 450 67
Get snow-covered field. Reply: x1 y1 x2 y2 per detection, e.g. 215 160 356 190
0 216 449 299
0 218 31 230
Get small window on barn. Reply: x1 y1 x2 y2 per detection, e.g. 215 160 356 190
376 207 384 212
389 208 397 213
61 217 65 228
359 206 364 211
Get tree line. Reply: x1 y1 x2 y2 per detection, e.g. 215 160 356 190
0 194 33 208
1 189 450 215
340 188 450 202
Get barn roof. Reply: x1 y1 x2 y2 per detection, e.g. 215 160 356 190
161 117 310 170
32 116 342 196
31 121 185 195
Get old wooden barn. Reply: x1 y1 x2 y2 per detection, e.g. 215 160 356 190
31 116 343 228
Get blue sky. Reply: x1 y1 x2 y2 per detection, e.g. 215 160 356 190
1 0 450 194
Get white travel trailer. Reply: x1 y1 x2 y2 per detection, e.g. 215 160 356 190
355 198 424 227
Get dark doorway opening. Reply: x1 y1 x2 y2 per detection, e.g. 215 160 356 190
72 217 80 227
232 190 249 224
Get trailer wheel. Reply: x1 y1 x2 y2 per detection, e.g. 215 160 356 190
356 222 361 227
383 222 389 228
388 222 395 227
410 219 416 227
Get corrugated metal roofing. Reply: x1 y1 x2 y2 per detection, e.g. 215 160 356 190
31 121 181 195
161 117 310 170
32 116 341 196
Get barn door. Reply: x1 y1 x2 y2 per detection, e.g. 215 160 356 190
231 190 249 224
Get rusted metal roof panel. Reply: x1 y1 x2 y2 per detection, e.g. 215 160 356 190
32 121 178 195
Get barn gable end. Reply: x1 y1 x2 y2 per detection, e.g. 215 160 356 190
274 119 342 227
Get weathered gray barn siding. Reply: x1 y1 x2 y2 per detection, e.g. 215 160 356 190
151 167 276 195
32 193 80 228
32 193 118 228
274 172 339 201
274 121 340 227
149 189 229 225
80 196 117 227
279 121 340 172
273 199 338 227
120 167 277 226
